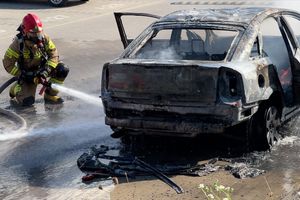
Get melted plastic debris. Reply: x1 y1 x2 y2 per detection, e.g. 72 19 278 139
77 145 266 180
225 163 265 179
195 164 220 176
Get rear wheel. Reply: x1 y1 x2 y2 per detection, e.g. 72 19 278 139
248 103 281 151
48 0 67 7
264 106 281 147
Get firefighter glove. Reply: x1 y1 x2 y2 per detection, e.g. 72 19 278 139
37 65 52 79
33 77 40 85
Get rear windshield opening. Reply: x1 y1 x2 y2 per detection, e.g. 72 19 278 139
128 28 238 61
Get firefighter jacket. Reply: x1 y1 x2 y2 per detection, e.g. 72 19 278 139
2 34 59 77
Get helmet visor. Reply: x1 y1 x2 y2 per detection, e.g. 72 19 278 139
26 31 44 46
27 31 43 40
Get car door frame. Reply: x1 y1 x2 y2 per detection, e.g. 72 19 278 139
279 13 300 105
114 12 161 49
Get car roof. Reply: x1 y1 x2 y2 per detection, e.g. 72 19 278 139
157 7 291 26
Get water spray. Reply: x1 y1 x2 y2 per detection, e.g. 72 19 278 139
37 77 102 107
51 84 103 107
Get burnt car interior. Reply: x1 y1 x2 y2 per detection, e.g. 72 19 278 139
130 28 237 61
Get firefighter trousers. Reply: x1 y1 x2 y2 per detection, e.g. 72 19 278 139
10 63 69 106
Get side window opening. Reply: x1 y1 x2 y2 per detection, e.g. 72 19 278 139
130 28 238 61
283 15 300 105
283 15 300 51
261 17 293 103
261 17 291 73
250 37 261 58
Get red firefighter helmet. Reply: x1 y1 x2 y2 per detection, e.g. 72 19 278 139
22 13 43 33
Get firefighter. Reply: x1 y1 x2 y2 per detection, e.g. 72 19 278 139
2 13 69 106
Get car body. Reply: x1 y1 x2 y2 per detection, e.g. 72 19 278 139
48 0 88 7
101 8 300 150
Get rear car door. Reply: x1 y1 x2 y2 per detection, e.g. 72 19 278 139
281 14 300 104
114 12 160 48
260 17 294 106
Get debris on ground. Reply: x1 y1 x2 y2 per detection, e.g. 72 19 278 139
225 163 266 179
77 145 266 191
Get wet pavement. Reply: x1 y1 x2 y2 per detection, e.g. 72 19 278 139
0 92 117 199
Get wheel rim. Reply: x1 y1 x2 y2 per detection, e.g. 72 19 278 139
265 106 280 147
51 0 63 4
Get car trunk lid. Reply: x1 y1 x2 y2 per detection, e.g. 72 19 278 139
106 62 219 105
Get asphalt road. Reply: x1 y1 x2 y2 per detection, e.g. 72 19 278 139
1 1 300 200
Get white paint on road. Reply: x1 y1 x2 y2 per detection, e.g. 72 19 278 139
43 15 70 23
95 3 123 10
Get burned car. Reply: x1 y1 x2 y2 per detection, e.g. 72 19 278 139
101 8 300 150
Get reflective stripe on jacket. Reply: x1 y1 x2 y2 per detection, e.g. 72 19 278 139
2 33 59 76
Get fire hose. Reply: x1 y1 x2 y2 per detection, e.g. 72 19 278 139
0 76 18 94
0 76 51 136
0 77 26 135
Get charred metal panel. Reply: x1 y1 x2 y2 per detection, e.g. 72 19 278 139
107 63 219 105
159 8 266 24
104 100 238 116
105 117 226 136
104 103 241 136
220 59 272 104
234 8 282 60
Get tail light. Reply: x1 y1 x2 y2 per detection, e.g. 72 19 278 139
218 67 244 106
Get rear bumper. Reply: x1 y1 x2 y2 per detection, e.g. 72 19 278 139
103 101 255 137
106 117 227 137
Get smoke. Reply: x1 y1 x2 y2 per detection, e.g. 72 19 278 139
136 46 182 60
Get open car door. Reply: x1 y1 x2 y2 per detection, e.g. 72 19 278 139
280 16 300 104
114 12 160 49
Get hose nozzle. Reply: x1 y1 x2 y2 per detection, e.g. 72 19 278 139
38 78 51 95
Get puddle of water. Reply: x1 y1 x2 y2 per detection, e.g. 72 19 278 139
45 179 114 200
276 136 300 146
0 129 28 141
0 83 105 141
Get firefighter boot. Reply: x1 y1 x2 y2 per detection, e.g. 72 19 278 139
44 88 63 104
9 82 35 106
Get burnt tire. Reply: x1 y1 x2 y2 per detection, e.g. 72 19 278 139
248 103 281 151
48 0 67 7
